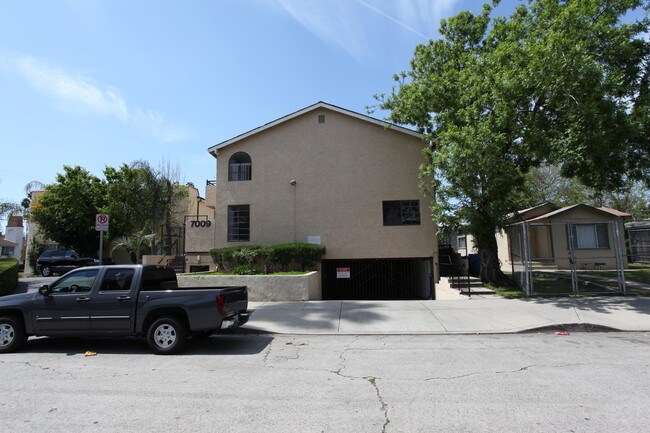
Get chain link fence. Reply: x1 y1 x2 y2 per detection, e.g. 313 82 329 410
508 220 640 296
628 224 650 264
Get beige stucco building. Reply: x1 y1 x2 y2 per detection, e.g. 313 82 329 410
203 102 437 299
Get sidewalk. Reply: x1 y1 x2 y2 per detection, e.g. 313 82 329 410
14 277 650 335
243 296 650 335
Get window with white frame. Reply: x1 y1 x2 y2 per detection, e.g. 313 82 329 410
568 223 610 249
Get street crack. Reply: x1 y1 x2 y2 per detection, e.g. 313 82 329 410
366 376 390 433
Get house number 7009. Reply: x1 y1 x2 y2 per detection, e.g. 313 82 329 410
190 220 212 228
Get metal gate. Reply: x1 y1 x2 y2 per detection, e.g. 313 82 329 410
509 220 630 296
321 258 433 300
160 226 185 256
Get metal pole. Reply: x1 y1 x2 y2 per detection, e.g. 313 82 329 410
522 223 531 296
613 221 627 295
99 230 104 265
568 223 578 295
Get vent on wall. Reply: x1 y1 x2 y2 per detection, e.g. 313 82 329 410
318 114 326 124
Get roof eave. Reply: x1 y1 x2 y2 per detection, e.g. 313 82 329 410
207 101 422 156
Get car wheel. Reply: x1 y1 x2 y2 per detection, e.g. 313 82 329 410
147 316 187 355
41 265 52 277
0 316 28 354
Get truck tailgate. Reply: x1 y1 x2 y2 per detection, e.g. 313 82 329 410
218 286 248 317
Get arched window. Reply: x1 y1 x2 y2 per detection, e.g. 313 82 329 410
228 152 252 181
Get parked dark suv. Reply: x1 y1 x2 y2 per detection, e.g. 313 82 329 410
35 249 98 277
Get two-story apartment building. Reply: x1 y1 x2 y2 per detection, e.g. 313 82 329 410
205 102 437 300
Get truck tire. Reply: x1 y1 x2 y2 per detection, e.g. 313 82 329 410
0 316 27 353
41 265 52 277
147 316 187 355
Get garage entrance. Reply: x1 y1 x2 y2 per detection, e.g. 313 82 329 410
321 258 434 300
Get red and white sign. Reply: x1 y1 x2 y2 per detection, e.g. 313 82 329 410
336 267 351 279
95 214 110 231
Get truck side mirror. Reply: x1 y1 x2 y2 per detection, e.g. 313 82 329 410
38 285 51 297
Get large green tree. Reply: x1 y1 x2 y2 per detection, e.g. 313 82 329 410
31 162 188 261
30 166 106 256
104 160 188 257
524 164 591 206
378 0 650 285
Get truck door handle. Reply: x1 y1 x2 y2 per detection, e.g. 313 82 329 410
116 296 131 302
75 297 90 303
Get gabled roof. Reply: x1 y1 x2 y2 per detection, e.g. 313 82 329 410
527 204 630 222
506 202 560 223
597 206 632 218
207 101 422 155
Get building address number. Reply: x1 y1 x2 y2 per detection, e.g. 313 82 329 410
190 220 212 228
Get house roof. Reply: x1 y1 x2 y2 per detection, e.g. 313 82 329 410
526 204 630 222
207 101 423 155
506 202 560 223
597 206 632 218
0 238 17 248
626 220 650 229
7 216 23 227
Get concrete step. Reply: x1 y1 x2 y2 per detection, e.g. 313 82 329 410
528 261 559 271
447 277 496 295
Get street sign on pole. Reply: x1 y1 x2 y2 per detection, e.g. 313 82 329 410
95 214 109 264
95 214 110 231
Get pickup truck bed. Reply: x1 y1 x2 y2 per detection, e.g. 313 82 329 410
0 265 249 354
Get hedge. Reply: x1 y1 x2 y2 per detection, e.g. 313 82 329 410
210 242 326 273
267 243 326 271
210 245 265 273
0 258 19 296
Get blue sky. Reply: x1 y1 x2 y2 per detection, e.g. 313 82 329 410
0 0 538 230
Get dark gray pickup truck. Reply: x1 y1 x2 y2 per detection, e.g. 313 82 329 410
0 265 248 354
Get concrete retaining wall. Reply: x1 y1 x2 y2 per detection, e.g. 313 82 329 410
177 272 322 301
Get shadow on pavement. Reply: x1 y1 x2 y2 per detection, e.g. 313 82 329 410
21 334 273 356
521 295 650 314
246 301 389 331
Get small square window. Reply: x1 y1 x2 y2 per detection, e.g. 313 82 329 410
318 114 326 123
382 200 421 226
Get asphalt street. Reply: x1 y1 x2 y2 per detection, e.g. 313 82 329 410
1 333 649 433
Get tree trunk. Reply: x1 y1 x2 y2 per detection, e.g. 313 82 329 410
476 229 514 287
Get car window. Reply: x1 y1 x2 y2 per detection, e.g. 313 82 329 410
49 269 99 294
100 268 135 292
142 267 178 290
53 250 66 258
40 251 55 258
64 250 78 258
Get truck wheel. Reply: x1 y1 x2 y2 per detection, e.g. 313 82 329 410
147 316 187 355
41 265 52 277
0 316 27 353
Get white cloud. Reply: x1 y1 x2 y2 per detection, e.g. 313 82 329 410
2 54 194 143
265 0 460 59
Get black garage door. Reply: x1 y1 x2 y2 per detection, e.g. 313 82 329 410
321 258 434 300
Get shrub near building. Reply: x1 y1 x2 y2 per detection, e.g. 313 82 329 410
0 258 19 295
210 243 326 274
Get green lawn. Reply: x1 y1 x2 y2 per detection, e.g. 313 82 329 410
578 264 650 285
490 271 622 298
